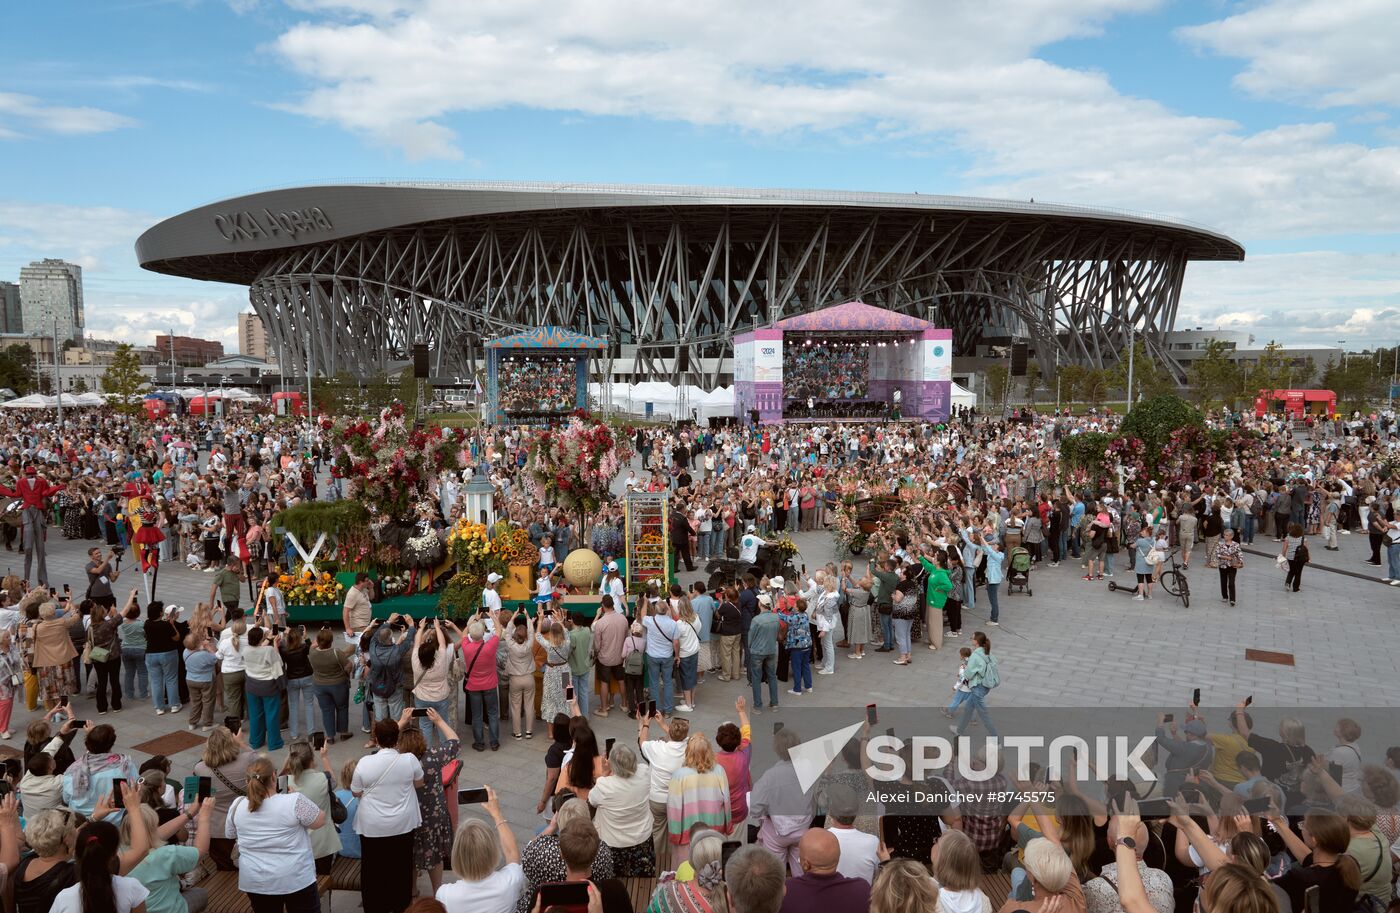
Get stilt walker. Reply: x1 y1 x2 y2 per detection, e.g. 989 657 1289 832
132 503 165 603
0 467 65 586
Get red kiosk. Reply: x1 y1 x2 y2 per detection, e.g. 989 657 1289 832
1254 388 1336 419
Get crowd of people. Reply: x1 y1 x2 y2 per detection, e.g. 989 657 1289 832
497 358 578 416
0 395 1393 912
782 340 871 402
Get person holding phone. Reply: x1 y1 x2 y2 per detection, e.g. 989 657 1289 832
226 757 327 913
412 618 453 748
283 738 341 875
460 618 502 752
588 743 655 877
60 723 140 819
535 615 573 729
351 718 426 913
395 706 460 896
143 601 182 716
435 787 523 913
117 594 150 703
240 625 286 752
308 627 356 745
121 797 214 913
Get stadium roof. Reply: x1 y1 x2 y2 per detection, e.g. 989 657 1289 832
136 181 1244 285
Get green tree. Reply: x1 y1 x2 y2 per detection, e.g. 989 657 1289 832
0 345 37 394
1108 340 1175 404
1057 364 1086 403
1292 357 1318 389
1081 367 1111 406
1024 361 1042 403
985 365 1010 408
70 376 88 394
1242 342 1291 400
1119 393 1204 455
1188 340 1242 409
99 343 148 414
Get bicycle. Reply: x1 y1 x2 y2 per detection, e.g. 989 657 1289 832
1107 547 1190 608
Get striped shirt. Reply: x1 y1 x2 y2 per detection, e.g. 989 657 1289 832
666 766 731 843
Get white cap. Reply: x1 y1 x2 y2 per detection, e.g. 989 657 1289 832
769 576 785 588
606 561 619 572
485 572 503 584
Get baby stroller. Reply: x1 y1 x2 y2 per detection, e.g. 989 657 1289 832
1006 546 1033 596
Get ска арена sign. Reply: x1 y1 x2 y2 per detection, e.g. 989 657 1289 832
213 207 333 243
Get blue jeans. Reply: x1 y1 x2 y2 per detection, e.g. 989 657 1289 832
948 689 970 715
985 581 1000 622
1057 531 1069 562
286 676 316 740
145 650 179 711
892 618 913 655
468 688 500 748
749 653 778 708
313 681 349 736
879 611 894 648
646 655 675 715
963 576 976 609
1243 514 1256 544
1387 542 1400 580
788 647 812 693
122 648 148 699
955 684 998 736
414 696 450 746
571 673 591 716
248 692 284 751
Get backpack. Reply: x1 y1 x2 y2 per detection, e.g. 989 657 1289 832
982 654 1001 689
623 642 645 676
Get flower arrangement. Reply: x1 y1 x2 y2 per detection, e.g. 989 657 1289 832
441 518 510 618
827 506 867 556
379 570 412 598
334 403 467 521
280 566 346 605
526 412 633 526
489 521 540 567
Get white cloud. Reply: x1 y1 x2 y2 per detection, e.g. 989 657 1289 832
0 92 135 137
0 201 155 273
1178 0 1400 109
86 290 246 351
1179 251 1400 345
261 0 1400 240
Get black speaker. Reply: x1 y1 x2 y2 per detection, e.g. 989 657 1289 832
412 344 430 378
1011 342 1028 377
677 347 690 372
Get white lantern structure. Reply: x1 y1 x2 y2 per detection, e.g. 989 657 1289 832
464 464 496 526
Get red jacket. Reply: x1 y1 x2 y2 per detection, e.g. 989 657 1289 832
0 476 64 509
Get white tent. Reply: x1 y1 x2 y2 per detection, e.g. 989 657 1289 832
950 382 976 412
0 394 53 409
223 387 262 402
698 386 736 426
627 381 681 418
74 392 106 407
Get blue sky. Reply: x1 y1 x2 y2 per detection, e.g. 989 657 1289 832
2 0 1398 351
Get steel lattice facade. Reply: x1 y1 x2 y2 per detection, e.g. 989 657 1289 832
136 183 1244 386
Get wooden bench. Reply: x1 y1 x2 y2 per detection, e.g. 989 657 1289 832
623 876 659 911
981 870 1012 904
325 856 363 911
198 867 333 913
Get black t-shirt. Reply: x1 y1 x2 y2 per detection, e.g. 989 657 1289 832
1274 856 1357 913
1247 733 1315 787
714 601 742 637
144 617 182 653
15 855 75 913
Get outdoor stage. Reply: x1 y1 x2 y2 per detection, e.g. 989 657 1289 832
733 301 953 424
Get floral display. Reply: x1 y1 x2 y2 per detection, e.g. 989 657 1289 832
440 518 512 619
379 570 412 598
333 403 467 521
279 566 345 605
488 521 540 567
402 528 446 569
526 411 632 525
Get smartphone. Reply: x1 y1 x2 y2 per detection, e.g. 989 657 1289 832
68 719 85 727
224 716 242 735
773 720 784 734
60 695 69 708
1244 694 1253 707
604 737 615 758
1163 713 1174 723
2 759 19 781
866 703 878 725
206 626 216 639
536 881 590 912
1192 688 1200 707
276 774 290 794
457 786 489 805
271 624 282 636
410 708 430 718
1242 796 1272 814
1303 885 1320 913
312 732 326 751
112 779 126 805
644 699 657 719
198 776 212 800
565 684 575 702
721 839 743 868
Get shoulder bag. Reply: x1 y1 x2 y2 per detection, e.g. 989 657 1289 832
324 772 348 824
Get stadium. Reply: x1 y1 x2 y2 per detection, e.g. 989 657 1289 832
136 182 1244 386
